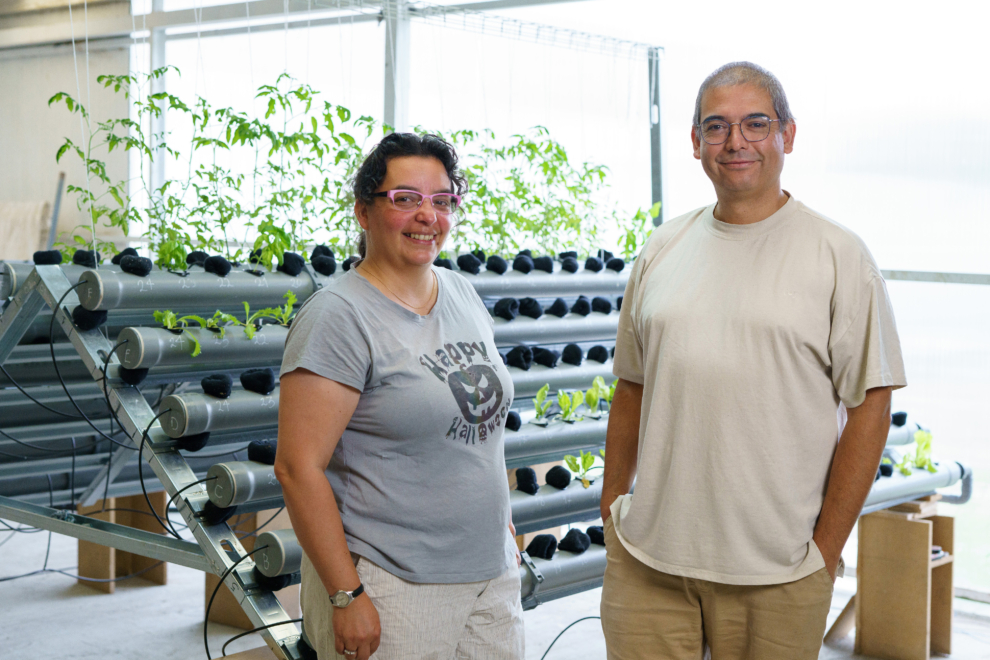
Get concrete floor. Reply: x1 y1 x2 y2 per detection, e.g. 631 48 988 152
3 521 990 659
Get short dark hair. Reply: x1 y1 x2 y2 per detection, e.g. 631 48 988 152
694 61 794 130
353 132 467 258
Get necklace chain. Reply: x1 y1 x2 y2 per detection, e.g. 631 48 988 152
361 264 437 312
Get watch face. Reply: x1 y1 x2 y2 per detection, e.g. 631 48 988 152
331 591 351 608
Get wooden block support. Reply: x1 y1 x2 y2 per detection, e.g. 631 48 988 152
206 508 300 630
855 509 954 660
77 491 168 594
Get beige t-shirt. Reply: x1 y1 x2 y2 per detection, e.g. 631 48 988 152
611 195 907 585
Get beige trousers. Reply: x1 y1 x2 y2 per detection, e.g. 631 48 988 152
300 553 525 660
600 517 833 660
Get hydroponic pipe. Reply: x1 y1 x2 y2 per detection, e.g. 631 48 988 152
255 529 303 578
116 325 289 370
159 389 280 439
511 480 603 536
510 361 615 399
504 418 608 469
862 461 964 510
886 422 921 446
76 268 331 312
493 313 620 347
207 460 283 508
469 270 629 299
519 545 607 611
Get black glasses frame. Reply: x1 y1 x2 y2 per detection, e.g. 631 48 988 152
699 117 782 145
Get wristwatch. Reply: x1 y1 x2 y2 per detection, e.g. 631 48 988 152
329 584 365 608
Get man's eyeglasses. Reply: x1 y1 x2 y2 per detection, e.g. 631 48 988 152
700 116 782 145
371 189 462 215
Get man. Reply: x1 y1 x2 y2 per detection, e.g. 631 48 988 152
599 62 906 660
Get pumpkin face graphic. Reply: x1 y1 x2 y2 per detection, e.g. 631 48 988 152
447 365 503 424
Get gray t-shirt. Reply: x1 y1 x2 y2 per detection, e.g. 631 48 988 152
280 267 516 583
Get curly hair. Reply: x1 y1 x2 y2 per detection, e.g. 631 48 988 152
353 133 468 259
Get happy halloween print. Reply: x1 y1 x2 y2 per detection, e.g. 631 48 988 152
419 340 512 445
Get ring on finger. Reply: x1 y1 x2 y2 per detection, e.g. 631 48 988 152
343 650 357 656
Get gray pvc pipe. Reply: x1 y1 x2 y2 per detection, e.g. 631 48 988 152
510 361 615 399
520 545 607 610
76 268 329 311
469 270 628 299
207 460 282 508
2 262 85 300
504 418 607 470
255 529 303 578
886 423 920 446
493 313 619 347
863 461 963 508
511 480 603 536
117 325 288 370
159 388 279 438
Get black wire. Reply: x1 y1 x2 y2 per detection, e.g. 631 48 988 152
0 562 166 584
41 475 53 573
165 477 216 528
99 340 132 439
137 409 180 539
221 618 303 657
539 616 602 660
0 364 83 418
46 282 133 448
205 546 267 660
237 507 284 540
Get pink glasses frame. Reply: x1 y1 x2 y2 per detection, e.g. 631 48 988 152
371 189 463 214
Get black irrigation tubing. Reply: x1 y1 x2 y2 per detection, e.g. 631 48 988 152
137 409 180 539
47 283 134 450
164 477 216 526
205 546 268 660
221 618 303 657
0 425 117 456
0 561 166 584
236 507 285 541
0 364 83 419
539 616 602 660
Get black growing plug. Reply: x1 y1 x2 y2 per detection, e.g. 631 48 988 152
525 534 557 560
434 257 453 270
119 367 149 386
533 256 554 273
545 465 572 490
253 567 298 591
519 298 543 319
597 249 614 262
72 249 98 268
606 257 625 272
587 346 610 363
187 250 209 267
240 368 276 395
204 255 232 277
558 528 591 554
879 463 894 477
342 256 360 272
312 255 336 276
111 247 139 265
493 298 520 321
570 295 591 316
177 432 210 453
891 412 908 427
587 525 605 546
32 250 63 265
517 249 533 258
486 255 508 275
532 347 560 368
277 252 305 277
515 467 539 495
558 251 578 260
120 255 153 277
200 501 238 526
201 374 233 398
546 298 569 317
562 344 583 366
513 255 534 274
248 439 278 465
506 345 533 371
584 257 603 272
311 245 334 261
456 253 482 275
591 297 612 314
505 410 522 432
616 296 623 311
560 257 579 273
72 306 107 331
472 249 486 262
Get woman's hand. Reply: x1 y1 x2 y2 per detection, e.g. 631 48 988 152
333 594 381 660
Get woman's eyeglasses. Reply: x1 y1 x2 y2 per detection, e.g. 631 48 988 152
371 189 462 215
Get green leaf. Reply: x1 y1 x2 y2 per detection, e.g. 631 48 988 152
564 455 580 472
183 329 202 357
650 201 662 218
557 390 571 416
535 383 548 408
581 450 595 471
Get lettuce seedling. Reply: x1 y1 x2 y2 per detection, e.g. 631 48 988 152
270 290 297 326
895 429 938 475
584 379 602 415
564 449 601 488
153 310 208 357
558 389 584 422
534 384 552 419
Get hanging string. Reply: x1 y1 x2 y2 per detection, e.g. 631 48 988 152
66 0 99 263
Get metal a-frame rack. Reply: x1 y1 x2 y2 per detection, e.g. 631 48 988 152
0 264 310 660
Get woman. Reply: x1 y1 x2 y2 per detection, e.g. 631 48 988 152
275 133 523 660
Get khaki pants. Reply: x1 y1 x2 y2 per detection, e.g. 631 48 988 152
301 553 525 660
600 517 832 660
